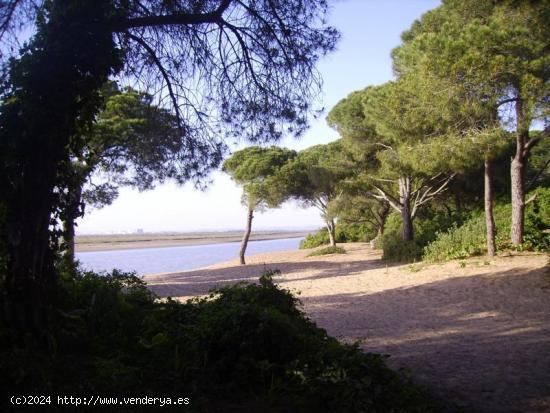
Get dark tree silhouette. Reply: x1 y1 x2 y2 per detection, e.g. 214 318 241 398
0 0 339 334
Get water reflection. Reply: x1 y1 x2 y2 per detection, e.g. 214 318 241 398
76 237 303 276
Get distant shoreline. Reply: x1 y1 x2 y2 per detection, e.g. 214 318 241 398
75 230 313 252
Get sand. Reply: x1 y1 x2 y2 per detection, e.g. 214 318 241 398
75 231 311 252
144 243 550 413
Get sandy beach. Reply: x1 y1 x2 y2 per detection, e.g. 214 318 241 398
75 230 312 252
144 243 550 413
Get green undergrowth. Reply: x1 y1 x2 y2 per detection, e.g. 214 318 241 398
377 187 550 263
424 188 550 262
307 245 346 256
376 210 459 263
300 223 370 249
0 266 437 412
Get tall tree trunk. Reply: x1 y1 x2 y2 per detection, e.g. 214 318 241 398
0 2 120 334
63 218 76 262
399 177 414 241
511 148 526 246
511 98 527 245
326 219 336 247
484 158 496 257
239 207 254 265
62 184 83 262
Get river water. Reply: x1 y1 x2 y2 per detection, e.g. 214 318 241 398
75 237 303 276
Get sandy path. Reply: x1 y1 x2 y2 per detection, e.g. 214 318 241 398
144 243 550 413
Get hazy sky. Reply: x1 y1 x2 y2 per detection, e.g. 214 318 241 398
77 0 440 235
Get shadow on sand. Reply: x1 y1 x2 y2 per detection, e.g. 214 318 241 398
145 254 550 413
304 265 550 413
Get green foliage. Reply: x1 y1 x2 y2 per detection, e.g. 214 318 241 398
0 268 435 412
336 222 371 243
0 0 341 334
80 82 220 205
520 187 550 252
394 0 550 128
526 133 550 188
300 223 370 249
380 235 424 263
300 228 330 249
527 187 550 229
279 140 355 216
376 211 461 262
422 215 494 262
308 246 346 257
223 146 297 209
424 190 550 261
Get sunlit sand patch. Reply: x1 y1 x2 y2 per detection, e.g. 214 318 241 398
457 310 502 320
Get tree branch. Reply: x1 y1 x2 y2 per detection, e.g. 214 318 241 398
371 186 401 213
221 19 267 94
372 177 398 183
0 0 20 40
525 193 537 205
495 97 518 108
523 136 542 158
125 32 183 130
114 0 232 31
411 173 455 218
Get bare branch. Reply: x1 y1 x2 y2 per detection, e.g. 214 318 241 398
374 142 395 151
525 193 537 205
411 173 455 218
523 135 542 158
0 0 20 40
114 0 232 31
495 97 518 108
372 177 398 183
125 32 183 130
371 186 401 213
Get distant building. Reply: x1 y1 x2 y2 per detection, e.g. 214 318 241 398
136 228 144 234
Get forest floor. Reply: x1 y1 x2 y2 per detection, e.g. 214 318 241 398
144 243 550 413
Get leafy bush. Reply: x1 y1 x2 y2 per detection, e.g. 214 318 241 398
300 223 370 249
379 233 424 262
424 189 550 261
422 218 488 262
308 246 346 256
336 222 372 242
524 186 550 250
376 211 460 262
1 267 436 412
300 228 330 248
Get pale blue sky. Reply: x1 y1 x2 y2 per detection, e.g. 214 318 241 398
77 0 440 234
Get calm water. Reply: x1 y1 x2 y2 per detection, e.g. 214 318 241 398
75 237 303 276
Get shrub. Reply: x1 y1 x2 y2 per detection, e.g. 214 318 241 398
524 186 550 251
336 222 372 242
422 222 482 262
308 246 346 256
300 223 370 249
423 190 550 262
376 211 460 262
379 232 424 262
300 228 330 248
0 267 436 412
